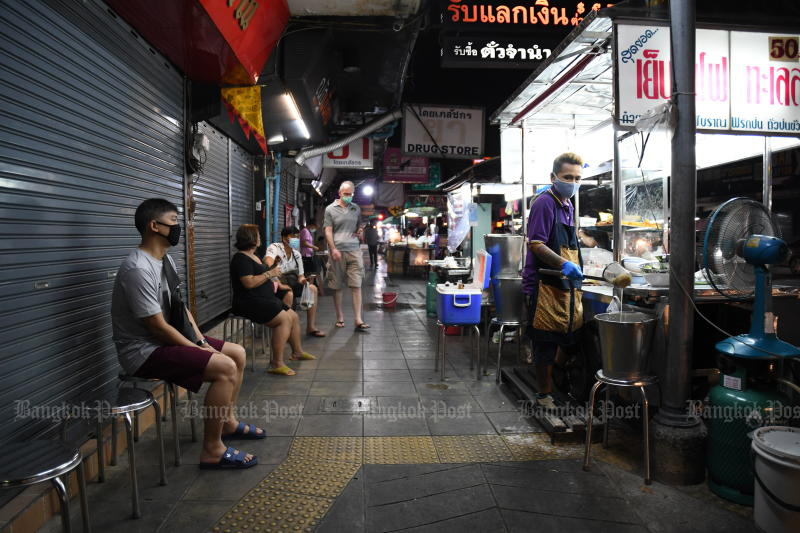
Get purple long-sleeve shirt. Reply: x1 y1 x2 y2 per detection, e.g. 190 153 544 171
522 187 574 295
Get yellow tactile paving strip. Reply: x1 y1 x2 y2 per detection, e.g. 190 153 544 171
364 436 439 464
209 433 612 532
433 435 514 463
290 437 364 463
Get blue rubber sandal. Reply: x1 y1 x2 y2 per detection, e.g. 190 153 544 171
223 421 267 440
199 446 258 470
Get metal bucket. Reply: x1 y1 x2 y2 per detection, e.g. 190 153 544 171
484 234 524 276
595 312 656 380
491 276 525 323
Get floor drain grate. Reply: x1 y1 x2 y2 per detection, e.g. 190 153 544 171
321 397 373 413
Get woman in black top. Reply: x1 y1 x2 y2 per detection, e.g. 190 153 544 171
230 225 315 376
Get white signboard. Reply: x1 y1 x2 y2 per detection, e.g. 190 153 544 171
616 25 800 135
322 138 373 168
403 104 484 159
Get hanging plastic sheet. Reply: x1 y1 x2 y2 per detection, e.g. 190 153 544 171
447 183 472 252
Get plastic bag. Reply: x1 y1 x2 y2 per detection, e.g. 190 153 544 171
299 284 314 311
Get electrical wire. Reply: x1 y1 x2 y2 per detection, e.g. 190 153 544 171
667 264 796 358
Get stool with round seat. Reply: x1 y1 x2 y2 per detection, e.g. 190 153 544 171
486 317 524 384
117 374 196 467
222 314 270 371
0 440 90 532
435 320 481 381
60 387 166 519
583 370 658 484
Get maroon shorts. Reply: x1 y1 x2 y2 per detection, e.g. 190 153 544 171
134 337 225 393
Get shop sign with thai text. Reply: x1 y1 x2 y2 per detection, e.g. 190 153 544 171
383 148 430 183
440 35 558 69
402 105 485 159
616 24 800 134
440 0 613 29
322 138 373 169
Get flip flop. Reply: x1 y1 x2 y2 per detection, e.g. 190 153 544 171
335 321 345 328
223 421 266 440
306 330 327 338
198 446 258 470
290 352 316 361
267 364 296 376
354 322 370 332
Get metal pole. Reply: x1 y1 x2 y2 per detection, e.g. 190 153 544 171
762 136 772 214
612 130 623 263
659 0 698 427
521 126 527 236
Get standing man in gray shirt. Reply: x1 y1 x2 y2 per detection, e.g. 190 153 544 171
323 181 369 331
111 198 263 470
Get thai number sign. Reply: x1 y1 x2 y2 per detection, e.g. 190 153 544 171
440 0 614 29
402 104 485 158
616 24 800 134
322 138 373 169
440 36 556 69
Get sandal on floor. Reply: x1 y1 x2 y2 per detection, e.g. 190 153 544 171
267 364 296 376
335 321 345 328
307 330 327 337
199 447 258 470
290 352 316 361
223 421 266 440
354 322 370 332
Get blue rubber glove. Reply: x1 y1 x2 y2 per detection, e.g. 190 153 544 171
561 261 584 280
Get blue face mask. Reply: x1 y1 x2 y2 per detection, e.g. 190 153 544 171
288 238 301 250
552 178 580 199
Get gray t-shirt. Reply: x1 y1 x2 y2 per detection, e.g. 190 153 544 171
323 201 361 251
111 248 174 374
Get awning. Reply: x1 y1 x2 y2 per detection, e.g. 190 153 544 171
437 157 501 193
490 11 612 136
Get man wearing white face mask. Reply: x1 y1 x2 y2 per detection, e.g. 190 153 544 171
522 153 585 410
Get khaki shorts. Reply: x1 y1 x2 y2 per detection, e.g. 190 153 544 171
327 250 364 289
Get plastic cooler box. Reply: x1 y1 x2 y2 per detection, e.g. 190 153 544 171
435 251 491 325
436 285 482 324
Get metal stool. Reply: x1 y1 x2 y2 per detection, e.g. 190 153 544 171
583 370 658 484
60 388 166 519
117 374 196 466
486 317 524 384
0 440 90 532
435 321 481 381
223 314 270 371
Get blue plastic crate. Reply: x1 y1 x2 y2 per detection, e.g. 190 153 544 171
436 285 482 325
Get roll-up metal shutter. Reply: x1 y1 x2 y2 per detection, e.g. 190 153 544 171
0 0 184 444
193 122 231 324
229 142 254 250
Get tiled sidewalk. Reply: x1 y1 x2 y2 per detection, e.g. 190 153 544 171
38 258 755 533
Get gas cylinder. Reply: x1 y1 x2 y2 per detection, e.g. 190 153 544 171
706 355 789 505
426 271 438 317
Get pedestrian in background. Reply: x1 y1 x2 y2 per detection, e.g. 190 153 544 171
365 221 379 269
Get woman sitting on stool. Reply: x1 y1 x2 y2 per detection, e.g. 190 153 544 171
265 226 325 338
230 224 315 376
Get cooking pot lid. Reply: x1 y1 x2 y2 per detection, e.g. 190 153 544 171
752 426 800 464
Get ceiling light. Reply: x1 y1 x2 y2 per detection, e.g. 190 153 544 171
362 185 374 196
284 92 311 139
267 134 285 145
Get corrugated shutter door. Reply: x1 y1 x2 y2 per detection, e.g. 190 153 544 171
0 0 184 443
193 123 231 324
230 143 254 248
278 167 290 234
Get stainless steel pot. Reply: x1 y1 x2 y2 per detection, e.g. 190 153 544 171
491 276 525 323
595 312 656 380
484 234 524 277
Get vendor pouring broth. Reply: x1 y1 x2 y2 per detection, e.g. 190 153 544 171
522 153 585 410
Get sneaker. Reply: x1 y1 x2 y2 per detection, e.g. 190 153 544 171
536 394 557 410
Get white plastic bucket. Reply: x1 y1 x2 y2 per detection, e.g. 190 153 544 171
751 426 800 533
